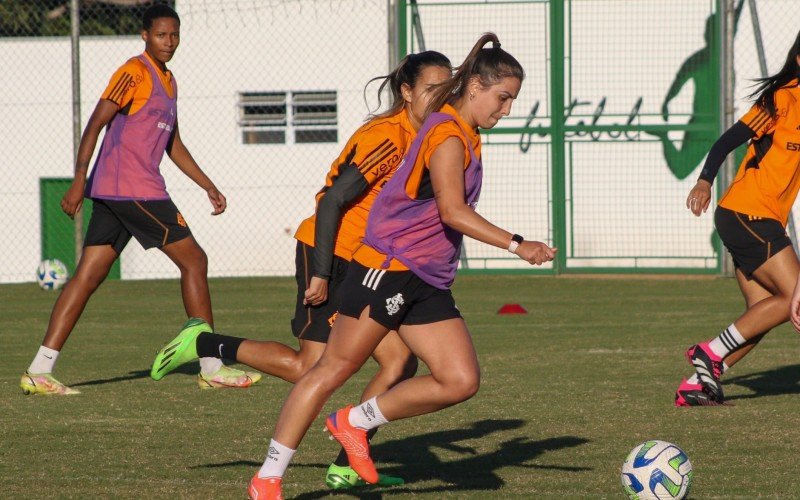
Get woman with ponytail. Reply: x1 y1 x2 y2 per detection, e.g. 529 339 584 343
676 30 800 407
248 33 556 499
151 51 451 490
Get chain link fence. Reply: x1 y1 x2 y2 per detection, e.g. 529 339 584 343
401 0 799 273
2 0 800 283
2 0 390 282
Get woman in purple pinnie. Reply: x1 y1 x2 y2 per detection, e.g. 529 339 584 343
249 32 557 499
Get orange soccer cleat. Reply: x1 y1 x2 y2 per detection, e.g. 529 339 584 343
248 474 282 500
325 405 378 484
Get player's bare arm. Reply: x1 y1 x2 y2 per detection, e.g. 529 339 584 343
429 137 556 265
61 99 120 218
166 119 226 215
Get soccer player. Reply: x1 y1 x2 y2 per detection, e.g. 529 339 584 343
151 51 452 489
676 29 800 406
247 33 556 499
20 5 257 395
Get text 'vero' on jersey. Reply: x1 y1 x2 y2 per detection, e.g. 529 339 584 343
294 109 416 261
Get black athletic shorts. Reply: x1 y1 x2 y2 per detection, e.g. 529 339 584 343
291 242 349 343
84 198 192 253
338 261 462 331
715 206 792 277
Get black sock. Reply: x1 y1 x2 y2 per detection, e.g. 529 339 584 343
195 332 246 361
333 427 378 467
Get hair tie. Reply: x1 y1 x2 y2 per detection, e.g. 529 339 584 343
492 41 501 49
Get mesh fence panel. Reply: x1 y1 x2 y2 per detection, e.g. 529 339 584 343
1 0 388 282
406 0 554 270
404 0 799 272
564 0 718 270
3 1 800 282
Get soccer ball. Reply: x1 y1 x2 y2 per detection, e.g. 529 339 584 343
36 259 69 290
621 440 693 500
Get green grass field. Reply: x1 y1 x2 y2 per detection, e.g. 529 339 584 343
3 275 800 498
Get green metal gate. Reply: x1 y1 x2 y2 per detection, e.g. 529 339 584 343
397 0 725 274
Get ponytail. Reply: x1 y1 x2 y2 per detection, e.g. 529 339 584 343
363 51 451 121
748 29 800 117
424 32 524 120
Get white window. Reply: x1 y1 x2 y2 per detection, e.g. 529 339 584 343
238 90 337 144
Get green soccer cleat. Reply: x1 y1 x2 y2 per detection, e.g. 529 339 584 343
197 365 262 389
20 372 80 395
325 463 404 490
151 317 209 381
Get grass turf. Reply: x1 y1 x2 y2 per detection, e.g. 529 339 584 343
3 275 799 498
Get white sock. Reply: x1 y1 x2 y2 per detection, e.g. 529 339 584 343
28 346 59 374
348 397 389 431
258 439 296 479
688 361 729 385
707 324 746 359
199 357 223 375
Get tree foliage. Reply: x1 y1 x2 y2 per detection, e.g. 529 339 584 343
0 0 175 37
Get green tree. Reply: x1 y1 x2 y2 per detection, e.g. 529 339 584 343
0 0 174 37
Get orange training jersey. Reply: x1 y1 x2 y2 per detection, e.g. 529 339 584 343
719 80 800 226
293 109 415 260
353 103 482 270
101 52 175 115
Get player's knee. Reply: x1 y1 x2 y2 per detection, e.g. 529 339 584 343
774 295 792 322
443 370 480 404
190 246 208 272
293 355 322 380
316 357 360 389
177 245 208 274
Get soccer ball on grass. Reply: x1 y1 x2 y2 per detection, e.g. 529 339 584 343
621 440 693 499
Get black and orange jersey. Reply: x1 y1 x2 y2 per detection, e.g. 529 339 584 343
294 109 415 265
353 103 482 270
719 79 800 225
101 51 175 115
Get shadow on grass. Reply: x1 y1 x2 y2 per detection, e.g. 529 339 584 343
71 362 200 387
193 419 591 497
726 363 800 401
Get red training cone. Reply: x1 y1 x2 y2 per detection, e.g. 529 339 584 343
497 303 527 315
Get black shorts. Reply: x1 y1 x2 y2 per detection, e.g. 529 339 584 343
338 261 462 331
290 242 349 343
84 198 192 254
715 206 792 277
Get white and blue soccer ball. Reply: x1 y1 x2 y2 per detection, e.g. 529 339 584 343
36 259 69 290
621 440 693 500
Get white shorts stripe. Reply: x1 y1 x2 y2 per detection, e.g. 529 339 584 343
370 270 386 290
362 268 376 288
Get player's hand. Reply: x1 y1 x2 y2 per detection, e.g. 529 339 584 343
686 180 712 217
60 181 84 219
304 276 329 306
207 186 226 215
790 279 800 333
515 241 557 266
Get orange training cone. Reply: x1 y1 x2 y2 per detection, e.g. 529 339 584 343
497 303 527 315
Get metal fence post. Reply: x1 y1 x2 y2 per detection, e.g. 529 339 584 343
70 0 83 263
720 0 735 276
550 0 566 274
